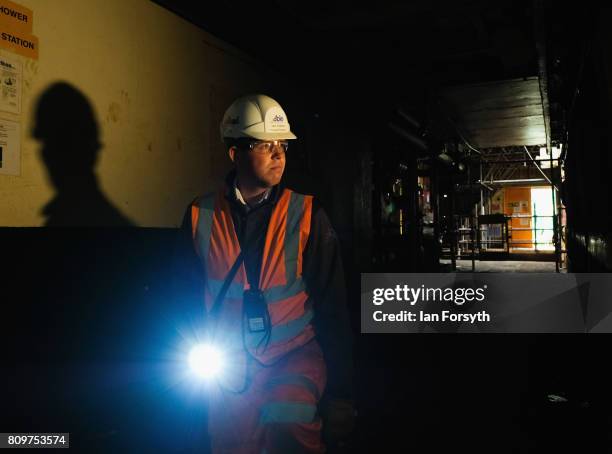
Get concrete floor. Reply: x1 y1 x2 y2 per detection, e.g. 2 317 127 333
440 259 562 272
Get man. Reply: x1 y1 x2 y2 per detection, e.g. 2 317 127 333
173 94 354 453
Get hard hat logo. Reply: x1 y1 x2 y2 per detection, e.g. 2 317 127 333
264 106 290 133
220 94 297 141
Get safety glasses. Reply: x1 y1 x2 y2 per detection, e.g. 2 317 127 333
247 140 289 155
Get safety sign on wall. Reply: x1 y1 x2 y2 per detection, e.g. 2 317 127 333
0 118 20 175
0 54 21 114
0 0 37 60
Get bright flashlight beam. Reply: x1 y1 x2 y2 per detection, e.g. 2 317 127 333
189 344 223 379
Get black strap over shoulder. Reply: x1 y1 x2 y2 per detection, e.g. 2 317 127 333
210 252 244 319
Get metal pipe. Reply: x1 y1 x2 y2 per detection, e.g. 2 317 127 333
481 158 562 165
432 164 440 269
467 155 475 271
550 146 559 272
523 146 559 192
388 122 427 151
396 108 421 130
449 116 482 155
479 158 484 215
487 178 546 184
450 173 457 271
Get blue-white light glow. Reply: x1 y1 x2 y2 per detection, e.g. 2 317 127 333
188 344 224 379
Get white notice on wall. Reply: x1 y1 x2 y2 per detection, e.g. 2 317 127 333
0 55 22 114
0 119 20 175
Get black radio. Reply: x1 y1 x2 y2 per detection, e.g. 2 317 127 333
243 289 268 333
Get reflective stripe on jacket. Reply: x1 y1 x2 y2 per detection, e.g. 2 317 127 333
191 187 315 374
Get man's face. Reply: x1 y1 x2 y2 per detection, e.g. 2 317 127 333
231 140 287 188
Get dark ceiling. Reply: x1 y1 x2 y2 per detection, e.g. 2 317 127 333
153 1 538 92
152 1 588 149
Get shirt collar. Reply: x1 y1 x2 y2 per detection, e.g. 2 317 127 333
233 176 272 210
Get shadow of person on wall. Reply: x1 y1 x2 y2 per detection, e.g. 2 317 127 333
32 81 133 226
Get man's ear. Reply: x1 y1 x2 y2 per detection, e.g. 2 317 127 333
228 146 237 163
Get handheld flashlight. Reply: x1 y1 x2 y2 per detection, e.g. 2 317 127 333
189 344 224 379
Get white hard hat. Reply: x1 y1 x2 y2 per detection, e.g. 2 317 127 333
220 94 297 141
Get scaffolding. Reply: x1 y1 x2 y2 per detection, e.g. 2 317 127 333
443 152 564 272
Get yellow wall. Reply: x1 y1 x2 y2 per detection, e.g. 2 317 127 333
0 0 293 227
504 187 532 248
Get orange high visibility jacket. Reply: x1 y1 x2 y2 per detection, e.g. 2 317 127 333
190 187 315 372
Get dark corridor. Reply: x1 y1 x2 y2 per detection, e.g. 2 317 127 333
3 1 612 453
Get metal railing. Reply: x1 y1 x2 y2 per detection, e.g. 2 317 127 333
447 214 562 260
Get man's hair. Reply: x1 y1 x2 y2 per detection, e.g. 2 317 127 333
224 137 253 151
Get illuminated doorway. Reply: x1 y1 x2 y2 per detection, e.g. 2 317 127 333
531 187 555 251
